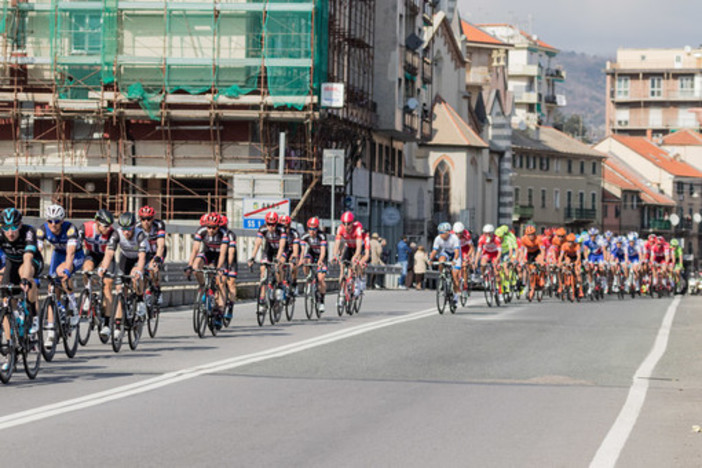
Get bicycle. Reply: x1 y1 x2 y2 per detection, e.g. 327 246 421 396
459 264 472 307
481 262 501 308
77 270 110 346
191 267 224 337
110 274 146 352
38 275 80 362
433 261 457 314
142 269 162 338
336 260 356 317
280 262 296 322
525 262 544 303
301 265 323 320
254 261 284 326
0 284 41 383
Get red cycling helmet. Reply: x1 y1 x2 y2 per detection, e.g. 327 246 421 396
219 215 228 227
279 215 292 227
199 213 208 226
138 205 155 218
657 236 665 243
265 211 279 224
341 211 354 224
204 212 220 228
307 217 320 229
648 234 656 241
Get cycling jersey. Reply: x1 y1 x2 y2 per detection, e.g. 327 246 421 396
477 234 501 254
432 234 460 257
111 228 149 260
651 243 669 263
301 232 327 261
282 228 300 258
37 221 81 254
335 224 363 244
455 231 474 257
521 235 543 254
80 221 116 256
610 245 626 262
194 226 229 254
627 243 640 262
561 241 580 259
142 219 167 257
500 232 518 255
0 224 39 263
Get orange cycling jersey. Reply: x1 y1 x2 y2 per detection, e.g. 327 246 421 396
521 235 542 253
561 241 580 258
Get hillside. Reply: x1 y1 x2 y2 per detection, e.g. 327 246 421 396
553 51 611 141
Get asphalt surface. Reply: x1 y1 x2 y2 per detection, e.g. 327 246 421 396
1 289 701 467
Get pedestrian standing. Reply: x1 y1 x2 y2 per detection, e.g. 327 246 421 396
414 245 428 289
369 232 383 289
406 242 417 290
397 236 411 289
379 238 389 288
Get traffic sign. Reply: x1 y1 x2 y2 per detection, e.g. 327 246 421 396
242 198 290 229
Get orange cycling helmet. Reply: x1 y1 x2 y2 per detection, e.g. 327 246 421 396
199 213 208 226
566 233 576 242
525 225 536 235
204 212 220 228
556 227 567 237
219 215 228 227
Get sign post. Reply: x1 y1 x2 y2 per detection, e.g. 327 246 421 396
323 149 345 236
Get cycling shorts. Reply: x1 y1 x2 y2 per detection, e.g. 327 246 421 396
49 250 85 276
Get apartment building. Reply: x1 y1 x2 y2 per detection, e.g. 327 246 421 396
661 129 702 171
605 48 702 138
478 24 565 128
511 126 604 232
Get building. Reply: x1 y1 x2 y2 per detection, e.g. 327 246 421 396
595 135 702 255
661 129 702 171
602 156 675 234
511 126 604 232
0 0 376 226
605 47 702 138
478 23 566 128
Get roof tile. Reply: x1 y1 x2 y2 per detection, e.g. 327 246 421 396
612 135 702 178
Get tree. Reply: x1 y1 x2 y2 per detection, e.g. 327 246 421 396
552 110 591 143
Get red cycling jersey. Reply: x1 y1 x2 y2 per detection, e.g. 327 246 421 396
336 224 363 244
478 234 501 254
455 231 473 257
652 242 669 262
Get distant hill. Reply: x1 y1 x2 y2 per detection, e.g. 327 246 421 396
553 51 611 141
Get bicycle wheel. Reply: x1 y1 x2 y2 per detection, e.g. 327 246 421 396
353 289 363 315
221 300 232 329
61 298 80 359
77 290 92 346
336 285 345 317
147 301 160 338
256 292 267 327
110 294 126 353
22 316 41 380
304 283 314 320
0 310 16 384
39 298 57 363
197 296 210 338
128 306 144 351
270 295 282 325
460 277 469 307
436 277 447 314
493 277 501 307
345 281 355 316
483 275 494 308
192 288 203 334
285 289 295 322
448 282 457 314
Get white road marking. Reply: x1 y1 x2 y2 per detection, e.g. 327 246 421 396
0 307 437 430
590 295 681 468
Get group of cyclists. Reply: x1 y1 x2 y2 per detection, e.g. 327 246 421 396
429 221 686 308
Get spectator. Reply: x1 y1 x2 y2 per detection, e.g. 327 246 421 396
414 245 428 289
380 238 389 287
406 242 417 290
369 232 383 289
397 236 411 289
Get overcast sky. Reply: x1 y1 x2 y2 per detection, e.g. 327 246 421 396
458 0 702 57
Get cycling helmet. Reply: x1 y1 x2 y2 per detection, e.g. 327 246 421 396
671 238 680 247
204 212 220 228
138 205 155 219
556 227 567 237
482 224 495 234
566 233 576 242
1 207 22 228
341 211 354 224
45 204 65 221
265 211 279 224
525 225 536 235
648 234 656 241
199 213 208 226
604 230 613 239
219 215 228 227
118 212 137 229
657 235 665 244
452 222 465 234
94 209 114 226
495 225 509 237
438 222 451 234
544 228 554 237
279 215 292 227
307 217 320 229
588 227 599 236
615 236 624 244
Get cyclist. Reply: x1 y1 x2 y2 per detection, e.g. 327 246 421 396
279 215 300 295
453 222 474 294
0 248 5 282
80 209 118 338
36 204 84 347
355 224 370 295
520 225 545 300
0 208 43 357
609 236 627 292
558 232 583 298
650 235 670 289
332 211 363 304
495 225 518 295
248 212 287 308
219 214 237 321
429 222 461 305
670 239 684 289
474 224 501 272
299 217 328 313
101 212 149 339
138 205 166 306
186 212 229 314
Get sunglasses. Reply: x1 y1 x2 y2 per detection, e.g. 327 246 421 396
206 225 218 230
122 226 135 232
140 217 153 222
2 225 19 232
308 227 318 231
47 219 62 225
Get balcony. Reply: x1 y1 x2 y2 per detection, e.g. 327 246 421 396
509 64 539 76
422 57 432 84
407 0 421 14
647 219 672 231
565 207 597 221
404 48 420 76
514 91 538 104
403 112 418 136
513 205 534 220
421 115 432 141
545 67 566 81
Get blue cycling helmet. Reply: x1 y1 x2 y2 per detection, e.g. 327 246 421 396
438 222 451 234
1 207 22 229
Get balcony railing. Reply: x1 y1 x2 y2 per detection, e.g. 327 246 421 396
513 205 534 219
545 67 566 80
403 112 418 136
565 207 597 220
404 48 420 76
514 91 538 104
422 57 432 84
647 219 672 231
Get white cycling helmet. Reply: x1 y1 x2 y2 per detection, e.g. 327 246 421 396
452 222 465 234
45 204 65 221
482 224 495 234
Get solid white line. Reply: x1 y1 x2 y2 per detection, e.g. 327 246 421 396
0 307 437 430
589 295 681 468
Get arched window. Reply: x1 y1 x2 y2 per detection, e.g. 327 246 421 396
434 160 451 217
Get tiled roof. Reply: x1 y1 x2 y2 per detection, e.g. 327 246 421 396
476 23 558 51
460 20 506 46
604 156 676 206
612 134 702 178
427 99 488 148
661 129 702 146
513 126 603 158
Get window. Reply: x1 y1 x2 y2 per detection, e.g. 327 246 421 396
591 192 597 210
566 190 572 208
578 191 585 209
679 76 694 97
540 157 550 171
580 161 585 174
567 160 573 173
677 182 684 195
690 183 695 196
71 13 101 55
541 189 547 209
632 195 638 210
649 108 662 127
591 162 597 175
679 107 697 127
650 76 662 98
623 193 628 207
616 76 630 98
616 108 629 127
603 204 608 217
615 206 620 218
527 188 534 207
433 161 451 216
554 189 560 209
555 159 561 173
514 186 520 205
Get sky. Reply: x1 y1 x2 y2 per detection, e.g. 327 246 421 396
458 0 702 57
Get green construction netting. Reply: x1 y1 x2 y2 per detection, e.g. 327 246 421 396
33 0 319 119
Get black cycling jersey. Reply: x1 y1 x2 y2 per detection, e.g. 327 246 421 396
142 219 167 255
0 224 39 263
256 224 286 250
283 228 300 258
193 226 229 254
300 232 327 261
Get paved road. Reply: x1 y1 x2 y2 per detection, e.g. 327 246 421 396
1 290 701 467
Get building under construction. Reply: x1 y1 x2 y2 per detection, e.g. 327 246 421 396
0 0 375 223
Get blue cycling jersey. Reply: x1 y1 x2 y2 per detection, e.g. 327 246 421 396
610 246 626 261
37 221 82 254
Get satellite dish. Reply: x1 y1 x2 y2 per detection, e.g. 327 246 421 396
518 120 527 131
694 213 702 224
670 213 680 226
406 98 419 111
